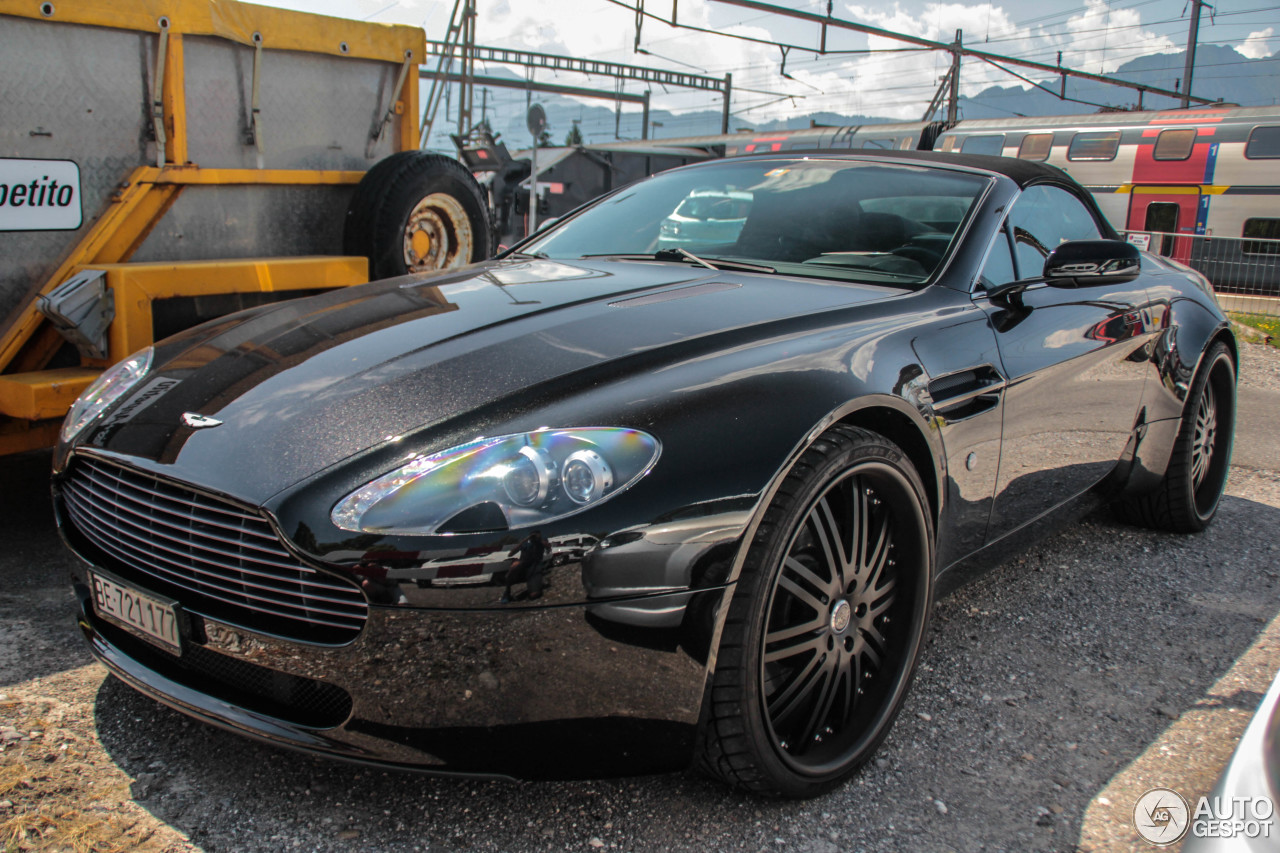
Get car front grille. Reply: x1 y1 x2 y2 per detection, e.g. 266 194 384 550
62 456 367 644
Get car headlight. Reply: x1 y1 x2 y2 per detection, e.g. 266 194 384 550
60 347 154 444
331 427 660 535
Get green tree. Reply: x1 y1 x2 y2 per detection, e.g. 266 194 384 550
564 123 583 146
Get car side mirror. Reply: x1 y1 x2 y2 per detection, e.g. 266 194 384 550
1043 240 1141 286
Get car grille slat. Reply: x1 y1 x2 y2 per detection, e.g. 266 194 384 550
66 499 367 616
79 463 278 540
63 457 367 642
65 494 366 628
70 477 340 581
67 504 365 631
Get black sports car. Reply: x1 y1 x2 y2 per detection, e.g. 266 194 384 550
54 150 1236 797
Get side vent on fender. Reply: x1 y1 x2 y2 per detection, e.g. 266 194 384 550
927 364 1005 421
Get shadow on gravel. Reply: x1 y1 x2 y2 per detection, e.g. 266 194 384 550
0 450 95 685
89 492 1280 853
0 450 65 587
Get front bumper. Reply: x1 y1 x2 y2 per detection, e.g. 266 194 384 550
71 567 727 779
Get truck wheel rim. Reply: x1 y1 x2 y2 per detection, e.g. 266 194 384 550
403 193 473 272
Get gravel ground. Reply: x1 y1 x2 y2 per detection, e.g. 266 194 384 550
1 341 1278 853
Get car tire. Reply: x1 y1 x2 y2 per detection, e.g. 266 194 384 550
343 152 491 280
1116 341 1235 533
698 424 934 798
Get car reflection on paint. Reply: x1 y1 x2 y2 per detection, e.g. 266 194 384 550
548 534 599 566
383 547 511 588
656 189 753 250
581 497 754 628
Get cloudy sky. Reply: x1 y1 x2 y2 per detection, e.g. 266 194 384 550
263 0 1278 129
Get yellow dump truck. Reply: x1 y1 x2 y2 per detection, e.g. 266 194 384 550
0 0 491 456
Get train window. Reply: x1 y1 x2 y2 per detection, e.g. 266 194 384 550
1245 126 1280 159
1008 185 1102 278
960 135 1004 155
938 136 959 153
860 138 894 149
1242 218 1280 255
1153 128 1197 161
1067 131 1120 161
1017 134 1053 161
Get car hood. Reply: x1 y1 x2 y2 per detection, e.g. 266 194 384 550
76 258 899 503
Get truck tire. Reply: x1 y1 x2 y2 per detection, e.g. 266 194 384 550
343 152 492 280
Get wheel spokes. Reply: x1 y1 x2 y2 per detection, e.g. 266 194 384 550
809 494 851 592
763 468 910 761
767 642 827 720
765 610 827 648
798 664 843 746
1192 384 1217 488
861 515 893 594
777 570 827 617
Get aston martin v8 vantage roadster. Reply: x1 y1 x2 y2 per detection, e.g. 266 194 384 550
54 150 1236 797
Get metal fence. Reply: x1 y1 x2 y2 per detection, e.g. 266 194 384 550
1120 231 1280 317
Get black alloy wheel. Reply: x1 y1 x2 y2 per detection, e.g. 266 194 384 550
1116 341 1235 532
699 425 933 797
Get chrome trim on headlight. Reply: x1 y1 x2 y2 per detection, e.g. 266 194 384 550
331 427 660 536
60 346 154 443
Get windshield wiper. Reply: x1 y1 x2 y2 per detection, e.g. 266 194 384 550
506 250 548 259
666 247 716 269
579 251 775 274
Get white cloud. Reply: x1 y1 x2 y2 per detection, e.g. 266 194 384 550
1239 27 1275 60
823 0 1178 120
263 0 1186 123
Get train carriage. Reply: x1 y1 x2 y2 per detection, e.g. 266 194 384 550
933 108 1280 293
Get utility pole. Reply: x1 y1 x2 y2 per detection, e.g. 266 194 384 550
479 87 489 126
722 73 732 133
947 30 962 124
457 2 476 136
1181 0 1205 108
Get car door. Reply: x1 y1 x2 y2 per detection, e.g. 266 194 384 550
975 183 1153 542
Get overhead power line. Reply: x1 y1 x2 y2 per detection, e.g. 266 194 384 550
708 0 1221 107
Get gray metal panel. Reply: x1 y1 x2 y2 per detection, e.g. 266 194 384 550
130 185 355 262
184 36 405 170
0 16 150 329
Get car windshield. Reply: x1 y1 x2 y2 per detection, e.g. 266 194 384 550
523 158 991 286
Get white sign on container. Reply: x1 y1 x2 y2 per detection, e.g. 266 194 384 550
0 158 82 231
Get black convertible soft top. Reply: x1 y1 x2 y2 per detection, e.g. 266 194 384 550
742 147 1075 188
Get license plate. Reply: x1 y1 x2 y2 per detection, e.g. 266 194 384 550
88 570 182 654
